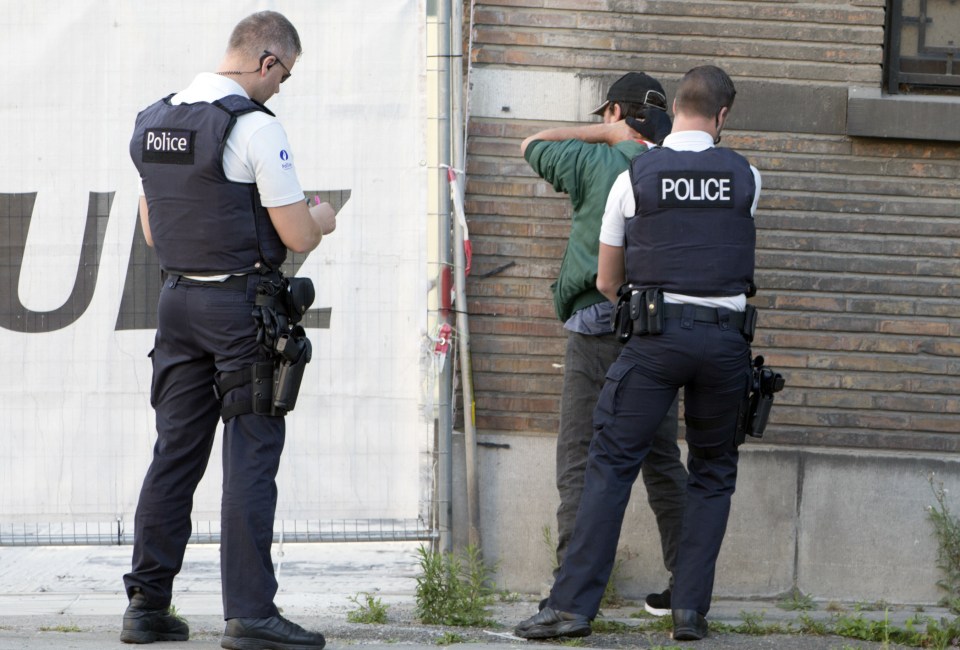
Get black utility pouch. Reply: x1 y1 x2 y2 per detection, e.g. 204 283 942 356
614 292 634 343
283 277 316 326
629 290 647 335
643 288 664 335
742 304 758 342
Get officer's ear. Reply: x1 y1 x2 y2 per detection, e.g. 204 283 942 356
714 106 731 144
715 106 730 130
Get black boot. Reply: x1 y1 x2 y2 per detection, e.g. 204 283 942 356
222 615 326 649
514 606 591 640
120 591 189 644
672 608 708 641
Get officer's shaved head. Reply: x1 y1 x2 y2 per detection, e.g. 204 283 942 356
674 66 737 120
228 11 302 62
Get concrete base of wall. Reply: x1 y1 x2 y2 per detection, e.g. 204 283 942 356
452 433 956 606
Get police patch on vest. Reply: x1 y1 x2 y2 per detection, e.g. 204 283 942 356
142 128 195 164
658 171 735 208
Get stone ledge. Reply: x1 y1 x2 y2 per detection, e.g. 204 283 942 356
847 86 960 142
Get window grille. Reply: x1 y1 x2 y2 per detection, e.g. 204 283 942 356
886 0 960 93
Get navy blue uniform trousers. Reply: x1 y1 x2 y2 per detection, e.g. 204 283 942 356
123 275 284 620
548 307 751 618
555 331 686 580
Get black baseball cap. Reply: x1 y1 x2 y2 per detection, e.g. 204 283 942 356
590 72 668 116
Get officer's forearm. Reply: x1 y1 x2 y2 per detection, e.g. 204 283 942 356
597 242 625 302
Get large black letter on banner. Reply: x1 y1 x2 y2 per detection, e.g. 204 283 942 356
0 192 111 333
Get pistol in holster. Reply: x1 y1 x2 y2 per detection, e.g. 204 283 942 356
216 273 316 421
735 355 786 446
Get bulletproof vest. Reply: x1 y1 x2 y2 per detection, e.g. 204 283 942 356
130 94 287 275
625 146 756 296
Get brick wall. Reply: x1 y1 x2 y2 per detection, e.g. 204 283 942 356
462 0 960 450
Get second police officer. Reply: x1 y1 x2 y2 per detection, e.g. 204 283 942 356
514 64 762 643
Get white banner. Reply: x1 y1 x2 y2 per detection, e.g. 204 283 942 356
0 0 430 540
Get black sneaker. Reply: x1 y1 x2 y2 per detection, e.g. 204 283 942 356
644 588 671 617
222 615 325 649
120 592 189 644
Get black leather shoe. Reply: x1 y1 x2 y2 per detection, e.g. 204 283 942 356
672 608 708 641
221 615 326 649
120 592 189 644
514 606 591 639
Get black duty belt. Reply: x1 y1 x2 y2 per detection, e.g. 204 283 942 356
662 303 747 329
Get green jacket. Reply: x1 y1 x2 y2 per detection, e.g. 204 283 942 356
525 137 648 322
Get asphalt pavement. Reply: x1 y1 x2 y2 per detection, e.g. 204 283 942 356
0 542 947 649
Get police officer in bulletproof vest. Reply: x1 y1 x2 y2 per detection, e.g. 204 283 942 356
515 65 768 643
122 11 336 649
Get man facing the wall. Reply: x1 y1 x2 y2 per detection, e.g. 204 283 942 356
519 72 686 614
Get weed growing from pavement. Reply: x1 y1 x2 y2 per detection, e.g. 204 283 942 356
38 624 83 633
929 473 960 614
434 631 465 645
628 611 673 632
599 557 625 608
497 590 522 603
591 619 641 633
414 544 495 627
778 588 817 611
620 606 960 648
347 591 389 624
795 612 829 635
541 525 560 574
854 599 892 612
169 603 188 622
737 610 787 635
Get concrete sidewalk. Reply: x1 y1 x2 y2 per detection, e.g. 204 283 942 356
0 543 947 649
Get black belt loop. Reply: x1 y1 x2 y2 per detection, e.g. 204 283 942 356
718 308 731 332
680 304 695 330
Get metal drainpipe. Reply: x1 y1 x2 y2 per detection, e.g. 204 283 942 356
447 0 480 551
436 0 454 555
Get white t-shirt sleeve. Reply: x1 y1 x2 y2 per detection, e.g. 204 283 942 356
223 116 306 208
599 170 636 247
750 165 762 216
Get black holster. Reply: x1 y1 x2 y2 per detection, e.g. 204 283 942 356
216 273 315 421
272 325 312 412
735 355 786 445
